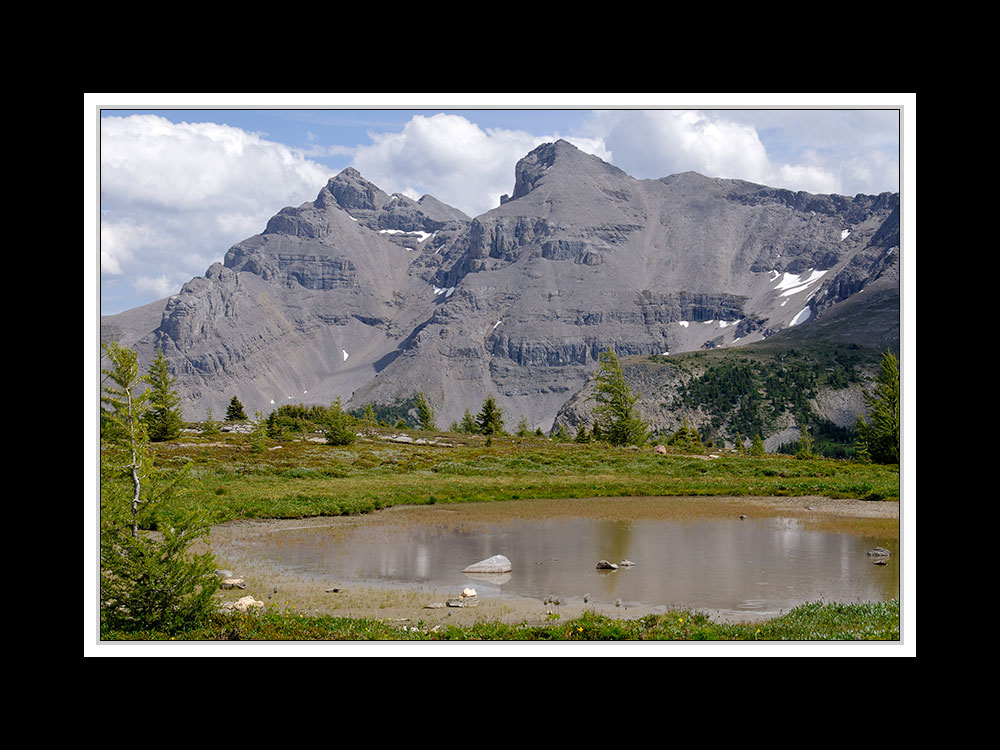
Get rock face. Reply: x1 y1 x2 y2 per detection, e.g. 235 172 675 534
101 140 900 432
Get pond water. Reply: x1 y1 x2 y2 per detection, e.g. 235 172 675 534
216 498 899 622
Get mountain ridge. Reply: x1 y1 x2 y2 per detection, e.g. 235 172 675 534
100 140 900 433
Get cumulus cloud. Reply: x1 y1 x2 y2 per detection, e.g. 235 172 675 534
100 114 330 313
585 110 898 196
352 113 610 217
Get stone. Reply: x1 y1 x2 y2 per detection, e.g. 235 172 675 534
867 547 891 557
596 560 618 570
654 445 667 455
220 578 247 589
223 595 264 612
618 559 636 567
462 554 512 574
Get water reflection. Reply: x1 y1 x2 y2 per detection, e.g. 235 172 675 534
218 503 899 620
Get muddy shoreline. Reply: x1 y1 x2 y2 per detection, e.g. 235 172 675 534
204 495 899 628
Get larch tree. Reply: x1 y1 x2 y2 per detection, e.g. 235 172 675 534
142 348 184 441
855 349 900 464
100 342 218 634
414 393 437 431
591 349 648 446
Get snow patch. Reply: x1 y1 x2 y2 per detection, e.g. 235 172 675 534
774 268 827 297
445 287 455 298
342 349 349 361
678 321 689 327
492 319 502 331
841 229 851 240
790 307 813 326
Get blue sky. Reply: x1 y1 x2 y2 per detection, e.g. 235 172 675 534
90 95 909 316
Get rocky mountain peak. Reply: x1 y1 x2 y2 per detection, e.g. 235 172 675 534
509 139 627 202
319 166 389 212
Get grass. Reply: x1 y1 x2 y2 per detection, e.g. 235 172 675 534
101 598 901 642
148 429 899 530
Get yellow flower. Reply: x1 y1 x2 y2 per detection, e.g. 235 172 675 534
578 627 583 632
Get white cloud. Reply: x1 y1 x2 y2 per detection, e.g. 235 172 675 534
100 114 330 313
352 113 610 217
584 110 898 196
133 274 176 298
590 110 772 184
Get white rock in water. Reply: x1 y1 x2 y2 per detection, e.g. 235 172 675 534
462 554 512 573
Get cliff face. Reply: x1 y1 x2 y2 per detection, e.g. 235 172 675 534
100 140 899 430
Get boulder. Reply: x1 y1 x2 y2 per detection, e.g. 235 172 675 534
596 560 618 570
220 578 247 589
654 445 667 455
223 595 264 612
867 547 891 557
462 554 512 574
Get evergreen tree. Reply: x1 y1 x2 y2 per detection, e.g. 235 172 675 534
100 342 218 634
574 423 591 443
202 407 220 435
855 350 900 464
459 409 478 434
415 393 437 431
515 415 530 438
475 395 505 436
795 425 814 459
362 403 378 435
265 410 282 439
226 395 247 422
250 411 268 453
142 349 184 441
324 398 357 446
667 418 704 452
750 434 766 457
592 349 648 446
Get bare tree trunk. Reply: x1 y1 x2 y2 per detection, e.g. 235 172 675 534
128 389 141 539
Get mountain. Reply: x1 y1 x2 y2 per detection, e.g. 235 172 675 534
100 140 900 432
